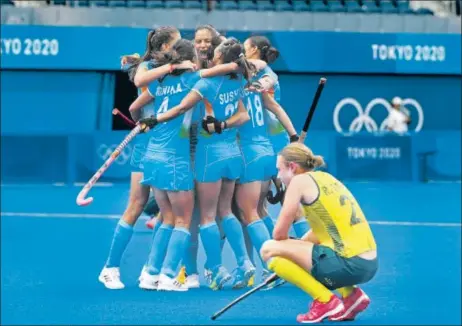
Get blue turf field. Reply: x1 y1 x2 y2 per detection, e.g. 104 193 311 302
1 182 461 325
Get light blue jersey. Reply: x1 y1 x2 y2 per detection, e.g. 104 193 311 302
237 67 278 184
263 66 290 155
140 71 201 191
192 75 245 183
130 61 157 172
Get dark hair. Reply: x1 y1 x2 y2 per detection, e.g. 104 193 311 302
248 36 279 64
216 37 253 81
153 39 196 77
195 24 224 68
127 26 179 82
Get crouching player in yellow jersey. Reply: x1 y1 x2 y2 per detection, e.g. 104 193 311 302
260 142 378 324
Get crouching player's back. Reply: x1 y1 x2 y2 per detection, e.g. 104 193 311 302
260 142 378 324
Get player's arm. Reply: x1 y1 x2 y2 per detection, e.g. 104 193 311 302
199 63 239 78
224 99 250 128
273 175 304 240
261 93 298 140
134 61 196 88
157 91 202 123
129 91 154 121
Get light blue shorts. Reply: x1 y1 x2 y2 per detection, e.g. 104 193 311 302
195 141 243 183
141 150 194 192
269 133 290 156
238 142 277 184
130 133 149 172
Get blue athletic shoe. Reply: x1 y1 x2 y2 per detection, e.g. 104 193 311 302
208 266 232 291
232 260 256 289
261 269 285 291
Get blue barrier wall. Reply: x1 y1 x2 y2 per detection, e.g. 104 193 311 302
1 25 460 183
1 25 461 74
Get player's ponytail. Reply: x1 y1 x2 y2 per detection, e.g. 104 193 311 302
126 26 180 82
248 36 280 64
153 39 196 76
217 38 254 81
280 143 325 171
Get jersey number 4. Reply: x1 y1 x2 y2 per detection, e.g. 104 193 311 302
339 195 362 226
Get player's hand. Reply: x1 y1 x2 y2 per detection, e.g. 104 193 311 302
120 53 140 66
138 115 158 133
245 81 266 93
202 116 227 134
267 180 285 204
290 134 300 143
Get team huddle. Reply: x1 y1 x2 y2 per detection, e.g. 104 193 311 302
97 25 379 323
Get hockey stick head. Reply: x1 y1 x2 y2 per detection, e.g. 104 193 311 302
76 197 94 206
76 186 94 206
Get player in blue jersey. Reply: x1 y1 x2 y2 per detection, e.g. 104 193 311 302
127 39 202 291
243 36 310 241
98 27 181 290
234 38 300 287
140 38 257 290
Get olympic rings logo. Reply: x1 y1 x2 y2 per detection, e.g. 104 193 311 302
333 97 424 133
97 143 132 165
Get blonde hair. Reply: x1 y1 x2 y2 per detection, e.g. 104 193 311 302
279 143 325 171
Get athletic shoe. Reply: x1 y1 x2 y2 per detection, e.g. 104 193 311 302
329 287 370 321
98 267 124 290
296 295 344 324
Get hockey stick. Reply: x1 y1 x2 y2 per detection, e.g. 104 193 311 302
76 124 145 206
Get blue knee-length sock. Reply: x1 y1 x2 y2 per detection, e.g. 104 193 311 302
106 220 134 268
183 238 198 276
293 219 310 239
147 224 173 275
161 227 191 278
183 218 199 275
247 219 271 268
144 219 163 267
261 215 275 237
222 214 249 267
200 222 222 271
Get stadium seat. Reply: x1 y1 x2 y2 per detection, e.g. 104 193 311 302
344 0 364 12
92 0 108 6
257 0 275 11
238 0 257 11
274 0 293 11
310 0 329 12
292 0 310 11
164 0 183 8
361 0 381 13
395 0 414 14
146 0 164 8
127 0 146 7
379 0 398 13
415 7 433 15
326 0 346 12
184 0 202 9
76 0 90 6
217 0 238 10
108 0 127 7
51 0 67 5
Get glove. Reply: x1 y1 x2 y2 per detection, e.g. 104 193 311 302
290 134 300 143
138 115 158 132
143 195 160 217
267 180 285 205
202 115 227 134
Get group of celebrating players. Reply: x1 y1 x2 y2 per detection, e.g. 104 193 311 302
96 24 379 323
